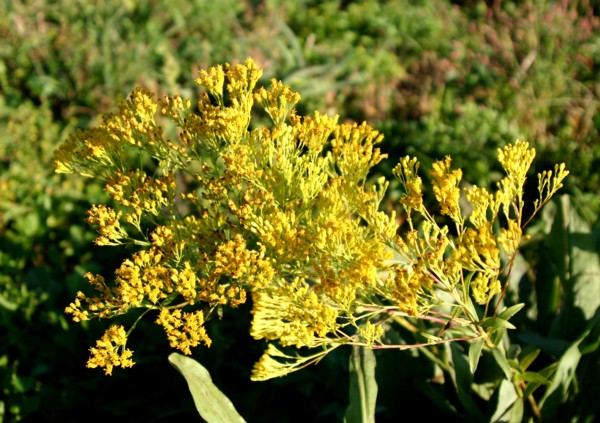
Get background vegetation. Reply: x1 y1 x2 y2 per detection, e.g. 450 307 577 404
1 0 599 421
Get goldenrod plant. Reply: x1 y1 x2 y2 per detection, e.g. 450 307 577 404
54 58 568 409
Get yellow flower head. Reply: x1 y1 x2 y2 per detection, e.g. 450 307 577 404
331 122 386 184
251 278 339 348
388 264 431 315
465 186 493 228
393 156 423 211
86 325 134 376
497 140 536 189
255 78 301 125
470 272 501 305
430 156 463 223
195 64 226 101
156 308 212 355
86 204 127 246
498 218 522 257
496 140 536 216
455 221 500 273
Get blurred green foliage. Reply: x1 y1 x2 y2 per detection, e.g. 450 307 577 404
1 0 599 421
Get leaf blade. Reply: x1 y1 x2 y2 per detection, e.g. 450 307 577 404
344 346 378 423
169 353 246 423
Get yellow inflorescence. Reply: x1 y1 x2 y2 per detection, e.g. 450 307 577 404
430 156 463 224
85 204 128 246
156 308 211 355
56 58 568 379
393 156 424 212
251 277 339 348
86 325 134 376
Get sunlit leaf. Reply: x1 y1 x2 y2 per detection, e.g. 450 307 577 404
490 379 518 422
492 347 512 380
514 371 551 385
169 353 246 423
481 317 516 330
468 338 484 374
496 303 525 321
344 346 378 423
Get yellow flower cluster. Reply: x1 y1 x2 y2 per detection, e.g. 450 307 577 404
393 156 423 212
86 325 134 376
390 140 568 311
86 204 127 246
56 58 568 380
104 170 176 218
389 264 430 315
430 156 463 223
255 79 301 125
250 277 339 348
156 308 211 355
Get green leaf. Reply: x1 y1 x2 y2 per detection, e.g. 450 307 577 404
514 371 551 385
492 347 512 380
0 292 19 311
13 212 40 238
480 317 516 331
508 397 525 423
468 338 484 374
463 275 480 321
450 342 485 421
519 347 540 371
490 379 518 422
445 325 479 338
344 346 378 423
536 195 600 334
523 363 558 399
490 326 507 347
539 310 600 419
496 303 525 321
169 353 246 423
539 341 581 419
421 332 442 342
557 196 600 322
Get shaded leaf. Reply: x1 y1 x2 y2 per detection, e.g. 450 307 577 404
539 310 600 419
519 347 540 371
491 326 507 347
450 342 485 421
537 195 600 335
517 331 569 357
523 363 558 399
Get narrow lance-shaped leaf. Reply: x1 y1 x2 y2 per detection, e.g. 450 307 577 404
344 345 378 423
468 338 484 374
450 342 485 421
496 303 525 321
492 346 513 380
